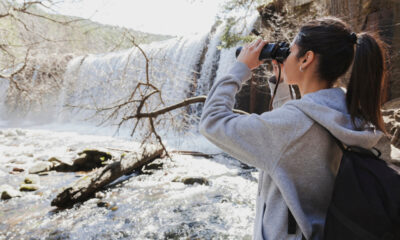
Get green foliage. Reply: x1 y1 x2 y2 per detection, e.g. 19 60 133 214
218 17 258 49
217 0 272 49
222 0 268 12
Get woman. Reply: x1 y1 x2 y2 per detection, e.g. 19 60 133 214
199 17 387 239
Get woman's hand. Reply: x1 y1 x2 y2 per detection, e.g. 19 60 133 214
272 59 284 83
237 38 268 70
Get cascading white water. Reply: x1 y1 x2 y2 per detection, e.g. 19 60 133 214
57 34 210 127
0 13 259 132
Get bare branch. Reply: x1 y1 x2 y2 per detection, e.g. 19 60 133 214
123 96 248 120
0 47 31 92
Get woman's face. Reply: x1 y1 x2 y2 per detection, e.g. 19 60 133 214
282 42 302 85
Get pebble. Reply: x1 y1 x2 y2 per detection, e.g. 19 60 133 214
20 184 39 191
24 174 40 184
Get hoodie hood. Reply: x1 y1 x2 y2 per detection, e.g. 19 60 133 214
286 87 384 149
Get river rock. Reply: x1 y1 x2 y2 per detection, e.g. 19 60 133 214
71 149 113 171
12 167 25 173
180 177 209 186
143 162 163 170
0 185 21 200
97 201 110 208
20 184 39 191
28 161 53 174
24 174 40 184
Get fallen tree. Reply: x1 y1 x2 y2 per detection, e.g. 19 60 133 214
51 144 164 208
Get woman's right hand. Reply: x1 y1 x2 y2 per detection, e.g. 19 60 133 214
237 38 268 70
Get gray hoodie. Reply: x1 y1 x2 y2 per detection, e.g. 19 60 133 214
199 61 384 239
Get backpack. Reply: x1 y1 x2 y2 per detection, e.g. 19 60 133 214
288 128 400 240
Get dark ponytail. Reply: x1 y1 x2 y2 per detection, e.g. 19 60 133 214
295 17 387 133
347 33 387 133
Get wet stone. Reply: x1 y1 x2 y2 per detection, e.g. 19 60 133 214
12 167 24 172
182 177 210 186
97 201 110 208
20 184 39 191
1 185 21 200
110 206 118 211
71 149 113 171
143 162 163 170
24 174 40 184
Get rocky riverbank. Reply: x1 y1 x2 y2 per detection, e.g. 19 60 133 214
0 127 257 239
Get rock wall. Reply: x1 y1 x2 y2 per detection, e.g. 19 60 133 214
327 0 400 101
258 0 400 101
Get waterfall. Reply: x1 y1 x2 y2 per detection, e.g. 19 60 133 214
0 13 259 133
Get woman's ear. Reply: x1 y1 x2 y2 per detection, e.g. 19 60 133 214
300 50 315 69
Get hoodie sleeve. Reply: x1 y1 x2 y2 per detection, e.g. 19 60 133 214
267 76 296 109
199 61 300 172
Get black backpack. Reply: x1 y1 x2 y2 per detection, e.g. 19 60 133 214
288 128 400 240
322 129 400 240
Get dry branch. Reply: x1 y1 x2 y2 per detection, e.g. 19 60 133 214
123 95 249 120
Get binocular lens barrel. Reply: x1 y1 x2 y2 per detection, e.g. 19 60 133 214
235 42 290 63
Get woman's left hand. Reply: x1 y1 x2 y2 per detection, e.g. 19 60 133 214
237 38 268 70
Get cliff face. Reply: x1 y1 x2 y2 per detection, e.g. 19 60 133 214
327 0 400 101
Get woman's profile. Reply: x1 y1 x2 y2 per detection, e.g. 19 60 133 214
199 17 387 239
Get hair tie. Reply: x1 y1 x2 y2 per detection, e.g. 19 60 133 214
350 32 357 44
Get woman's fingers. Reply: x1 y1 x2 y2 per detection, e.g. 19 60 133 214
256 39 267 50
250 38 261 48
237 38 269 70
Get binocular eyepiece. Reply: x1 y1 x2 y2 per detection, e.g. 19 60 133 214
235 42 290 63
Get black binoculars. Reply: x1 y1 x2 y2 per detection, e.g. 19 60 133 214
235 42 290 63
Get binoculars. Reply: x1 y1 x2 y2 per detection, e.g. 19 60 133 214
235 42 290 63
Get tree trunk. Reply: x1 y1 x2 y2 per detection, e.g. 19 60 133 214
51 144 164 208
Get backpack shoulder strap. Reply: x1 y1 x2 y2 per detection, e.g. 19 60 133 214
318 124 382 157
